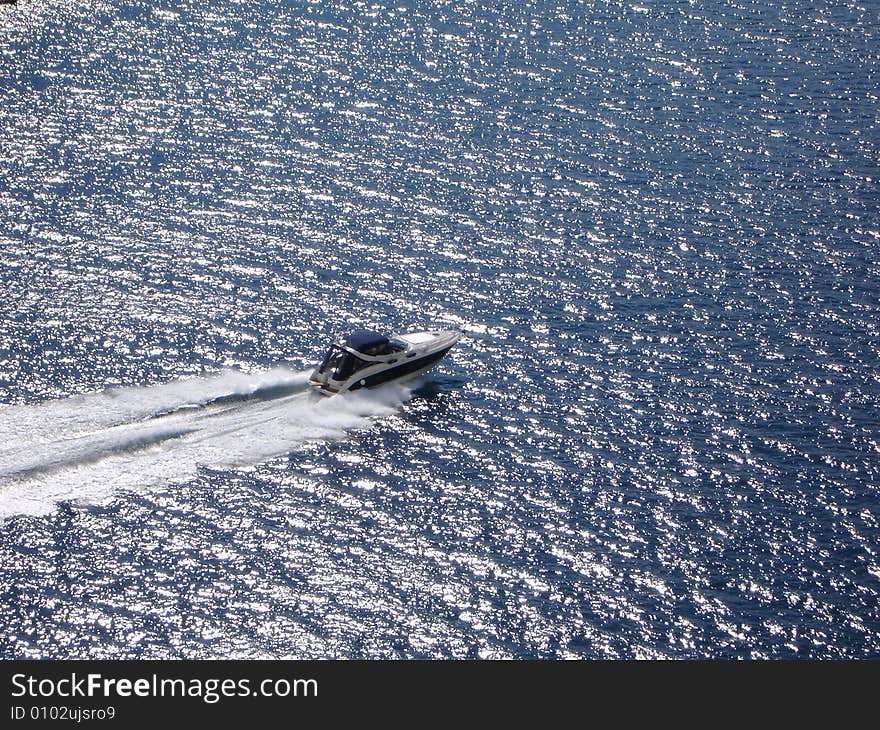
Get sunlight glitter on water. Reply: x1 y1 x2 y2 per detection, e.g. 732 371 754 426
0 0 878 659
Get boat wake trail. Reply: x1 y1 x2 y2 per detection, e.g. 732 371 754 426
0 368 413 519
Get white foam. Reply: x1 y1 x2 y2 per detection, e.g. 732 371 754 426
0 367 312 447
0 369 413 519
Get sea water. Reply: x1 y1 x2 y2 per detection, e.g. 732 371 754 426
0 0 877 658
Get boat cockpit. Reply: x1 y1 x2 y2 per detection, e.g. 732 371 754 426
316 331 408 382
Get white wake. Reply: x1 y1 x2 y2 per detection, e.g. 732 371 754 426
0 368 413 519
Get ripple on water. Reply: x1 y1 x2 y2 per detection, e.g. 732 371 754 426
0 0 878 658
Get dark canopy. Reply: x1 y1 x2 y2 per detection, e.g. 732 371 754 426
344 329 389 355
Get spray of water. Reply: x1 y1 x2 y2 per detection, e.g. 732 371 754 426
0 368 414 519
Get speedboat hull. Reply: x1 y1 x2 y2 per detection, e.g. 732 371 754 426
309 329 460 396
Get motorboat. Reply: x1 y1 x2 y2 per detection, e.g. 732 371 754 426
309 329 461 396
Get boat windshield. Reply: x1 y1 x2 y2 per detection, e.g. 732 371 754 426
318 346 368 381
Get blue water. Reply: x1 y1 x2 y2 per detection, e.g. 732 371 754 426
0 0 878 658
